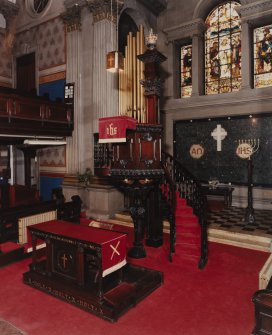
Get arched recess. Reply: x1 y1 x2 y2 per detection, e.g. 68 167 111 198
193 0 241 20
0 13 6 28
118 12 138 55
119 6 151 49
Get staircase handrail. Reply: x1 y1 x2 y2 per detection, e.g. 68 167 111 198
161 162 176 261
161 151 208 268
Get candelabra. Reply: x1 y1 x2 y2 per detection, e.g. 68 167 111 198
238 139 260 225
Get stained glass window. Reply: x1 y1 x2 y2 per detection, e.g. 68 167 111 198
254 24 272 88
181 45 192 97
205 1 241 95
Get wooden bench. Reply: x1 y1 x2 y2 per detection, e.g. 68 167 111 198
201 184 234 211
9 184 40 208
252 278 272 334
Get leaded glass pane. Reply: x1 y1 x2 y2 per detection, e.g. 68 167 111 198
206 81 219 95
181 45 192 97
254 24 272 88
205 1 241 95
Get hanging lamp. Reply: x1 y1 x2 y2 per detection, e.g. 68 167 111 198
106 0 124 72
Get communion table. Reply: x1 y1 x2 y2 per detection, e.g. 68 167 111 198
23 220 163 321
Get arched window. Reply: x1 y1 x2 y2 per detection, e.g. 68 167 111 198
181 44 192 98
205 1 241 95
254 24 272 88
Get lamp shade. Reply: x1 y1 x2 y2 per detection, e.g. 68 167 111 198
106 51 124 72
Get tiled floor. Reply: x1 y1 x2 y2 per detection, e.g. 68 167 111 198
0 320 27 335
207 206 272 237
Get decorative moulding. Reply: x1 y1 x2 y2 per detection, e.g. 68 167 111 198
163 18 206 43
236 0 272 19
86 0 124 23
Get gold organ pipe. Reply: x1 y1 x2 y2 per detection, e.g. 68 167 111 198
132 36 136 120
128 32 132 116
126 33 129 116
124 45 126 115
124 45 128 116
130 32 134 118
140 25 145 123
136 30 141 122
119 59 122 115
118 26 145 122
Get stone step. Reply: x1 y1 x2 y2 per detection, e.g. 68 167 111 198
111 211 171 232
106 212 271 254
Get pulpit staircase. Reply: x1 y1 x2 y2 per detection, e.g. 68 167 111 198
160 151 208 269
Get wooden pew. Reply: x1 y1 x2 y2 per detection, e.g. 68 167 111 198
9 184 40 208
252 278 272 334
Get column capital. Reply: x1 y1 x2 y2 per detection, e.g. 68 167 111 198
61 4 82 32
86 0 124 23
0 0 19 27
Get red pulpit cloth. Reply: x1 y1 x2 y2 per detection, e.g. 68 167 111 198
98 116 137 143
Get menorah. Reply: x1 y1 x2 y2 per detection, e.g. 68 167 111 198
237 138 260 225
237 139 260 156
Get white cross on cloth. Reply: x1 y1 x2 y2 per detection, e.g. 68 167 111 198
110 241 120 260
211 124 227 151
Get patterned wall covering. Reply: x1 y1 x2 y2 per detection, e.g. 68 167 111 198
14 16 65 71
0 33 12 79
39 146 66 168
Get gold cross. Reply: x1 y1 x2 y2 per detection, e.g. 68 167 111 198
61 253 68 269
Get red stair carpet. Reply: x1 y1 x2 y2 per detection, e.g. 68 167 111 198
0 232 269 335
173 196 201 266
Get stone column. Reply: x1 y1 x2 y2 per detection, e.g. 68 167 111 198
164 19 205 98
87 0 124 133
240 20 252 90
61 3 88 205
191 33 205 96
62 4 84 174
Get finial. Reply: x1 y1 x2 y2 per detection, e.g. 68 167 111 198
145 28 157 50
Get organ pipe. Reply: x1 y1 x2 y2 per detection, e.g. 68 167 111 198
119 25 146 123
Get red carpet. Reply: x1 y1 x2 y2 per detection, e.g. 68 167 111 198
0 231 269 335
174 196 201 265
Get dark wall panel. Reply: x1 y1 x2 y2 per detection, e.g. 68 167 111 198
174 114 272 186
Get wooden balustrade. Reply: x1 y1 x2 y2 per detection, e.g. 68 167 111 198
161 151 208 268
0 87 73 138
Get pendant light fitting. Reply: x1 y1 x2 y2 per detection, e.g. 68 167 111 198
106 0 124 72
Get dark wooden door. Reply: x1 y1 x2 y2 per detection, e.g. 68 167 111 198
16 53 36 94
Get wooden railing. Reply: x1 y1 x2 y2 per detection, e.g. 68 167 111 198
161 151 208 268
0 86 73 138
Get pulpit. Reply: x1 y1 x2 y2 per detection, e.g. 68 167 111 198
98 29 167 258
109 123 164 257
